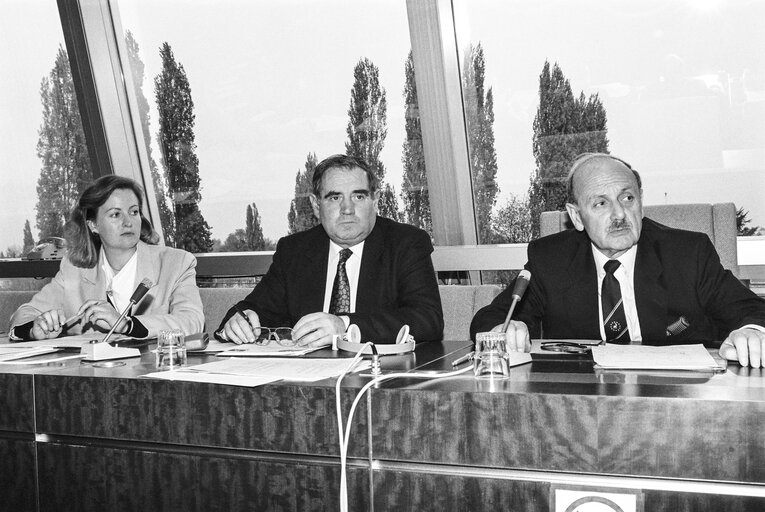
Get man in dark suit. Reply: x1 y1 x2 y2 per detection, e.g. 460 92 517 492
217 154 443 347
471 153 765 367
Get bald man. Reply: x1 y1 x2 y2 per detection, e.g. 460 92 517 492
471 153 765 367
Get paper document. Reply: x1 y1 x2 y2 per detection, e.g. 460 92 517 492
142 370 278 387
217 344 323 357
187 357 370 382
592 344 724 371
0 346 60 361
7 333 130 349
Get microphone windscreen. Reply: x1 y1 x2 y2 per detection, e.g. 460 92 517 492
130 278 154 304
511 270 531 300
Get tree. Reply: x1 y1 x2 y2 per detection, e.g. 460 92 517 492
219 229 249 252
528 61 609 237
125 31 175 244
287 153 319 234
491 195 533 244
462 43 499 244
345 58 400 220
154 42 213 253
401 51 431 234
246 202 266 250
22 220 35 255
35 45 91 240
736 206 761 236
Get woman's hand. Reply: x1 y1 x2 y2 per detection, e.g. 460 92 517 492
77 300 129 333
30 309 66 340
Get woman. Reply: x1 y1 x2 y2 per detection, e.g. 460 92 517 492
9 176 204 340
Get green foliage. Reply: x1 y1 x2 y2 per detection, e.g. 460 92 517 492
462 43 499 244
219 229 249 252
35 45 92 240
288 153 319 234
345 58 400 221
126 31 175 244
528 61 609 237
736 207 761 236
22 220 35 255
491 195 533 244
246 202 266 250
154 42 212 252
401 51 432 234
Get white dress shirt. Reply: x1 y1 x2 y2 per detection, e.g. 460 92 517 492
592 244 643 343
100 247 138 313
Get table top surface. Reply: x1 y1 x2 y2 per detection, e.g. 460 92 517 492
1 336 763 403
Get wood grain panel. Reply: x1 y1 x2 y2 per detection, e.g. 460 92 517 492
643 490 765 512
0 373 33 431
35 376 367 457
373 469 548 511
598 397 765 481
37 443 370 512
0 439 36 512
371 389 599 471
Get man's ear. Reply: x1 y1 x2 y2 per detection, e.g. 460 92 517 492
565 202 585 232
309 194 321 219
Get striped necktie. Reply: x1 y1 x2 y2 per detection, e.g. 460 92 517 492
602 259 630 343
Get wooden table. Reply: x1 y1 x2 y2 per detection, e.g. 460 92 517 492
1 340 763 511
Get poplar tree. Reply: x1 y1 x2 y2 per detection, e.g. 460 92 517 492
246 202 266 250
345 58 400 220
125 31 174 244
154 42 213 253
528 60 609 237
462 43 499 243
22 220 35 255
401 51 431 234
287 153 319 234
35 46 91 239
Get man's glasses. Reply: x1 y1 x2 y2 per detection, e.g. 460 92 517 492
253 327 295 346
540 341 596 354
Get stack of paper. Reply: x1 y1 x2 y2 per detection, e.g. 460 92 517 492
144 357 370 387
0 346 60 362
592 344 725 371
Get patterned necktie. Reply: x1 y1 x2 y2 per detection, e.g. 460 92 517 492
602 259 630 343
329 248 353 315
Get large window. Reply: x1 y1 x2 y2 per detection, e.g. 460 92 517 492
454 0 765 248
114 0 419 253
0 1 92 260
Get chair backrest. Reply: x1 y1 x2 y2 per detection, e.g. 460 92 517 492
539 203 739 277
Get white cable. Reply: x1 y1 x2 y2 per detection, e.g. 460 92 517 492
336 358 473 512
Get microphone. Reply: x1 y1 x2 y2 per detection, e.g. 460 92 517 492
98 278 153 344
501 270 531 332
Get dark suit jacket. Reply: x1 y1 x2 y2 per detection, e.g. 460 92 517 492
471 218 765 345
218 217 444 343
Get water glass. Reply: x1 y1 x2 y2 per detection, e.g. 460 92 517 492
474 331 510 378
156 329 187 370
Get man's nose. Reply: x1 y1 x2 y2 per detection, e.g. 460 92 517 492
340 197 354 214
611 201 626 219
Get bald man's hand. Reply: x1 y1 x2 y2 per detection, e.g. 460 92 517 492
719 328 765 368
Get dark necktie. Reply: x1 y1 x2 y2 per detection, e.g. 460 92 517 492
329 248 353 315
602 259 630 343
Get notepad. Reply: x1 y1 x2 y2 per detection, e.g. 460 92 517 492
592 344 725 371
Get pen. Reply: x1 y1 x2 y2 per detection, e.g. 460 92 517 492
233 304 256 332
451 351 474 367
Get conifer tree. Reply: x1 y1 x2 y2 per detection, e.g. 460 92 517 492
35 46 91 239
345 58 400 220
401 51 431 234
22 220 35 255
154 42 213 252
287 153 319 234
528 61 609 237
246 202 266 250
462 43 499 243
125 31 174 244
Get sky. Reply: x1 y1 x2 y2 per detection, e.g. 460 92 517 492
2 0 764 253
